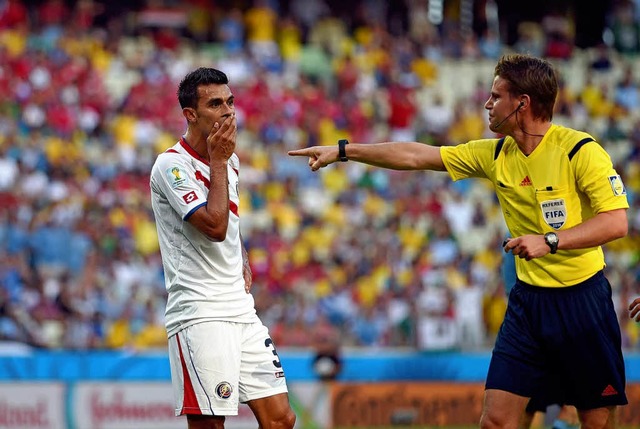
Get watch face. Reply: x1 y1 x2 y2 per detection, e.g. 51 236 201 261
545 232 558 254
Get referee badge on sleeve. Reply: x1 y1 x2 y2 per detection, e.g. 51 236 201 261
608 175 626 196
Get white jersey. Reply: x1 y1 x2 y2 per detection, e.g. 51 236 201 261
150 138 258 336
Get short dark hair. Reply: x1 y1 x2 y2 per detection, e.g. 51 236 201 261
177 67 229 109
494 54 558 121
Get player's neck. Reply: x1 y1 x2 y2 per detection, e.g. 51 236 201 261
182 131 209 162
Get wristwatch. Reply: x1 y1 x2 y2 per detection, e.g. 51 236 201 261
544 232 559 254
338 139 349 162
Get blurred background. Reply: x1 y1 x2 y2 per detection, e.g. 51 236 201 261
0 0 639 428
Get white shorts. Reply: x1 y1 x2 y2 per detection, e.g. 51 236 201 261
168 321 288 416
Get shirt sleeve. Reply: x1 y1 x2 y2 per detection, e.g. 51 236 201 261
440 138 498 181
572 141 629 214
152 153 208 220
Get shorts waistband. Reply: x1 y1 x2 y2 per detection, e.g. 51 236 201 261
515 270 605 293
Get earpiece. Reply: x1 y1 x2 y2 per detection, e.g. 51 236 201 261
518 101 525 108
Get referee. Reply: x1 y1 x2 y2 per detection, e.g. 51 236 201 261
289 53 628 429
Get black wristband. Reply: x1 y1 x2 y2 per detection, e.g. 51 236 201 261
338 139 349 162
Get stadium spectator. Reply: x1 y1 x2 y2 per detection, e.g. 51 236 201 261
36 0 70 29
541 7 574 59
69 0 102 32
478 28 503 60
513 22 545 57
289 53 629 429
288 0 329 41
419 92 454 146
589 44 613 72
580 73 615 118
245 0 280 69
149 67 295 429
0 0 27 29
610 1 640 55
387 82 418 142
453 271 485 350
217 7 245 54
614 65 640 113
184 0 214 42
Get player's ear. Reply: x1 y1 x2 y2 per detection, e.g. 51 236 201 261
183 107 197 123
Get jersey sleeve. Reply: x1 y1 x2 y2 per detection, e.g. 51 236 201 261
151 153 208 220
571 141 629 214
440 138 498 181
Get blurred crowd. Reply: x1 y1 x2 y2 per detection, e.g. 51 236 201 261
0 0 639 352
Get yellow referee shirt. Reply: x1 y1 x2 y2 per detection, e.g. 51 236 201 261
441 124 629 287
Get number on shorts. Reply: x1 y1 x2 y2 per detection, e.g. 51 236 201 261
264 338 282 368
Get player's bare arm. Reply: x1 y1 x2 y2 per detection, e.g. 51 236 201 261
189 115 237 241
241 233 252 294
288 141 447 172
504 208 627 260
630 297 640 322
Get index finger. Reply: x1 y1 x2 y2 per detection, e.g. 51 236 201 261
211 115 235 131
288 148 313 157
503 239 515 253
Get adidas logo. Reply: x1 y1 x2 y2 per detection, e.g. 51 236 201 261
519 176 532 186
601 385 618 396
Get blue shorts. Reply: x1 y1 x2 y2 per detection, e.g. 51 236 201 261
485 271 628 410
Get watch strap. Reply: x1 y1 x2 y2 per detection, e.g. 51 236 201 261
338 139 349 162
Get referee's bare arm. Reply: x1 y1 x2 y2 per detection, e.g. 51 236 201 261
288 141 446 172
552 208 627 251
504 208 627 260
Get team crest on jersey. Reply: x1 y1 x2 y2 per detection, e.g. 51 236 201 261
166 166 188 189
215 382 233 399
608 175 626 196
540 198 566 229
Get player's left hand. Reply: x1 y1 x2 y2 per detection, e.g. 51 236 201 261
630 297 640 322
288 146 339 171
503 234 551 261
243 261 252 294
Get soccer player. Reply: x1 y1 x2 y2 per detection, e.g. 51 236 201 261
289 53 628 429
150 67 296 429
631 296 640 322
